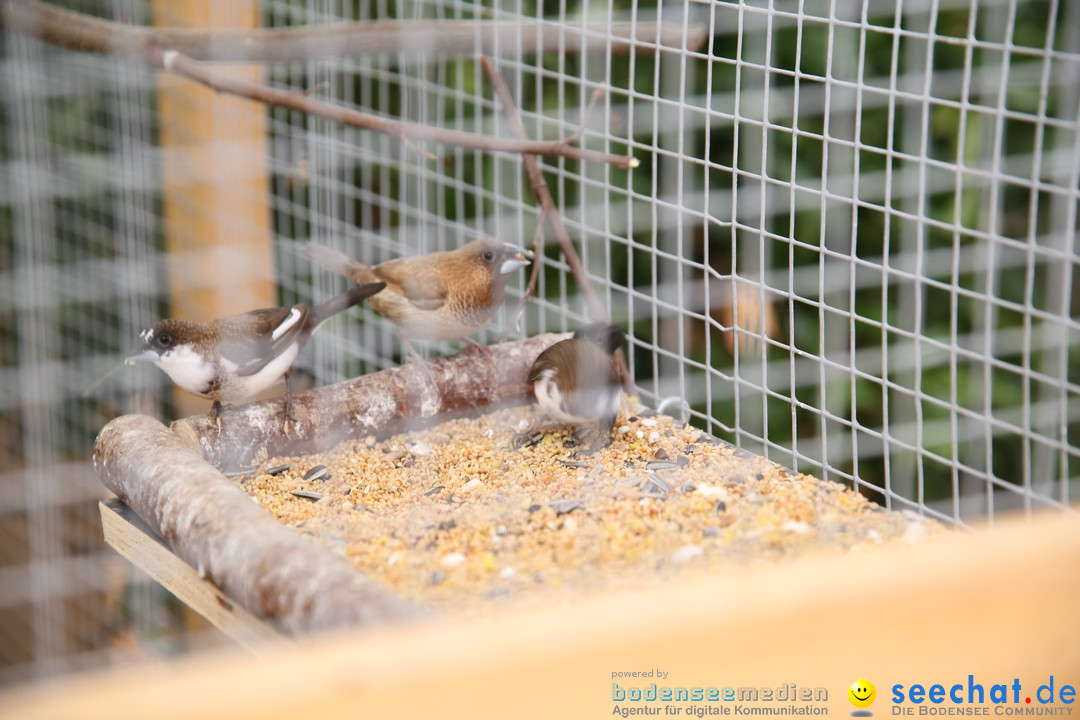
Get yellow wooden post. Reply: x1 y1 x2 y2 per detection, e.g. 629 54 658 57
153 0 275 417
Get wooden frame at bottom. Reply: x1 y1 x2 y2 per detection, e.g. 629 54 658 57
2 506 1076 719
99 498 286 652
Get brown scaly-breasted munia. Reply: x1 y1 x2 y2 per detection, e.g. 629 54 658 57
304 239 531 362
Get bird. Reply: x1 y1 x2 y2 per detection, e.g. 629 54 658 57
304 238 531 367
125 282 386 432
520 322 628 449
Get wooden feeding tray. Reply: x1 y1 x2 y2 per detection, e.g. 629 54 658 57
95 334 945 644
7 331 1072 718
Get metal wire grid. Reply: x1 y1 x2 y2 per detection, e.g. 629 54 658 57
1 4 170 682
391 0 1077 525
0 0 1077 686
673 0 1080 523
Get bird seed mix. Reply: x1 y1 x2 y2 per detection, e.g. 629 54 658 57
235 400 945 617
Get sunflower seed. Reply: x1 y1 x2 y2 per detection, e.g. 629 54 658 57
303 464 329 482
423 485 445 497
643 471 671 494
290 490 324 501
546 499 585 515
266 464 291 476
615 475 646 489
646 460 679 472
514 431 545 449
222 467 254 478
558 460 590 469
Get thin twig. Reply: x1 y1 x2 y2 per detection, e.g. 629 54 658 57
0 0 707 63
301 81 329 97
501 218 547 338
480 56 634 393
563 84 606 147
400 137 440 162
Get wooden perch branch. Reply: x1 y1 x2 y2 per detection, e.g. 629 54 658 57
93 414 424 635
1 0 706 63
93 338 562 635
172 333 564 471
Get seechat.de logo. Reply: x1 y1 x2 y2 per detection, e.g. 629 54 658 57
849 678 877 717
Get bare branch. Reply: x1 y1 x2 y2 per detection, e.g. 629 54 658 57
0 0 706 63
2 0 641 168
480 56 610 320
156 50 636 167
480 57 634 391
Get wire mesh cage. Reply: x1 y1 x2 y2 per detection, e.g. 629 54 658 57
1 0 1077 686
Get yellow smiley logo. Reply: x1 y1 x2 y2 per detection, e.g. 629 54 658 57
848 678 876 708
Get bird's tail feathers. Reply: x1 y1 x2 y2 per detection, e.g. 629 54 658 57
573 322 627 356
310 282 386 325
304 242 374 278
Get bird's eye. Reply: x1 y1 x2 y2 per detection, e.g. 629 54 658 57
155 332 173 348
482 250 496 262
